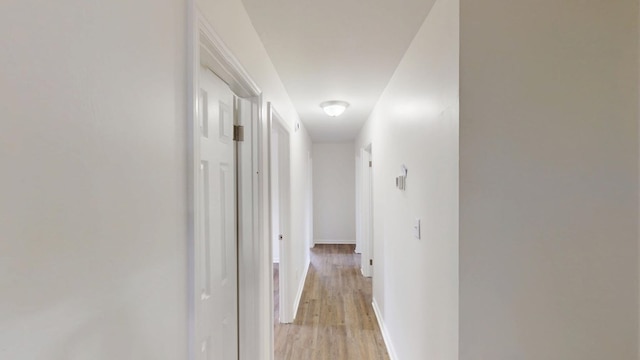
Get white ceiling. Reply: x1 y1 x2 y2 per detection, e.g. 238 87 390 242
241 0 437 142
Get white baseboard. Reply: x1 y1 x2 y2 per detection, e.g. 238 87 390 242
292 258 310 321
372 298 398 360
314 239 356 245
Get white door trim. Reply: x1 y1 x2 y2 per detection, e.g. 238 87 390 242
355 153 361 254
267 103 294 325
360 145 373 277
307 152 313 250
188 4 264 360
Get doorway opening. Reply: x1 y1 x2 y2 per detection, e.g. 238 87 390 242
188 9 263 360
359 144 374 277
269 103 292 327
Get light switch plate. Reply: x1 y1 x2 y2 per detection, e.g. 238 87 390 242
413 218 421 239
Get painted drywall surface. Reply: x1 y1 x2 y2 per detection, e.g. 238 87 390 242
312 143 356 243
355 0 459 358
460 1 638 359
0 0 189 358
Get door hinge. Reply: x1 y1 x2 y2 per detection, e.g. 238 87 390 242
369 161 372 167
233 125 244 142
369 259 373 266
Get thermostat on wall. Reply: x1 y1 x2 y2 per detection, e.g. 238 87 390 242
396 164 408 190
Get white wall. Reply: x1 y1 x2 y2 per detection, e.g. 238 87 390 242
0 0 188 358
313 142 356 244
459 1 638 359
0 0 312 359
355 0 459 358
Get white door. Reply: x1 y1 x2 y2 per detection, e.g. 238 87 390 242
196 66 238 360
276 124 291 322
271 130 280 264
361 147 373 277
268 105 293 323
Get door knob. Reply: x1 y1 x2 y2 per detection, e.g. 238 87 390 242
279 234 283 240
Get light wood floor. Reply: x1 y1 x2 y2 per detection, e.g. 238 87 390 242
274 244 390 360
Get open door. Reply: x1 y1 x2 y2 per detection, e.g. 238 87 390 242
268 103 292 325
360 145 373 277
195 66 239 360
189 12 264 360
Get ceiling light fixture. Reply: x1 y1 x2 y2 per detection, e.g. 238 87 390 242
320 100 350 117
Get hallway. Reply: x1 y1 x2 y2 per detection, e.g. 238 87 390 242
274 245 389 360
3 0 639 359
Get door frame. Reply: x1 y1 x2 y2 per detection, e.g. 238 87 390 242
307 151 313 250
359 145 373 277
267 103 293 325
355 152 361 254
187 5 265 360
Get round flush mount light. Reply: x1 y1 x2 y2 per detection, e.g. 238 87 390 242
320 100 350 117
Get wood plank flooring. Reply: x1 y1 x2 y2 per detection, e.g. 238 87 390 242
274 244 390 360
